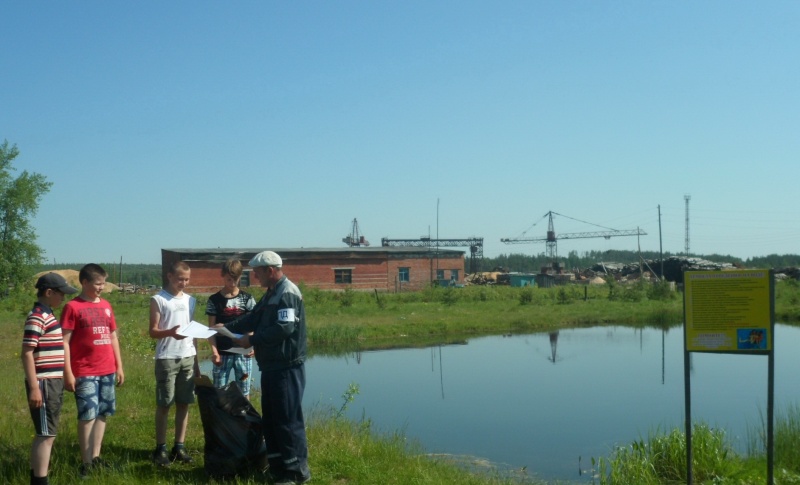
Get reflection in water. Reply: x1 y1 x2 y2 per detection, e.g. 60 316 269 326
203 325 800 483
548 331 559 364
430 345 445 399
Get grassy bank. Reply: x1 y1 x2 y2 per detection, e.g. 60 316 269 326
303 282 684 351
2 279 799 484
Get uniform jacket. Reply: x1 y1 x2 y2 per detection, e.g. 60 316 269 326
226 275 307 372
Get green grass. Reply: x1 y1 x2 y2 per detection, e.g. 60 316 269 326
304 282 684 351
2 279 800 484
1 287 550 485
594 424 746 484
594 413 800 485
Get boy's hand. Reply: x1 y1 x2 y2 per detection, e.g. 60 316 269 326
169 326 188 340
116 369 125 387
212 353 222 366
64 374 76 393
28 387 43 409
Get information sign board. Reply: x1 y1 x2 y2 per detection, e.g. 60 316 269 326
684 269 772 352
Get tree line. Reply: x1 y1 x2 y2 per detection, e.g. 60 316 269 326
36 263 163 287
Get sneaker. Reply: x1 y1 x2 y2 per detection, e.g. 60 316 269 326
152 447 171 467
170 446 193 464
78 462 93 479
92 456 113 469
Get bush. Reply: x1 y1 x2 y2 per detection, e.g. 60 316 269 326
339 287 355 307
647 280 676 301
441 287 459 306
556 287 571 304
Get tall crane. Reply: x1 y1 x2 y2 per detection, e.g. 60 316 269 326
342 218 370 247
501 211 646 260
381 237 484 274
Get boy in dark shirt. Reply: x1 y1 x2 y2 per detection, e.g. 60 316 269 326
206 259 256 398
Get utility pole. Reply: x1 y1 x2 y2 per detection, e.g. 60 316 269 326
436 198 440 281
684 195 691 256
658 205 664 281
638 226 643 277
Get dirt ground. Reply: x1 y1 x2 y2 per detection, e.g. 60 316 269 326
35 269 120 293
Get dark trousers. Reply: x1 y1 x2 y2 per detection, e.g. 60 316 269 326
260 364 309 475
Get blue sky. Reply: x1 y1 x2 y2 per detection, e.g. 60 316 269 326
3 1 799 265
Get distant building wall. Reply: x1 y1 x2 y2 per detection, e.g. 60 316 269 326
161 247 465 294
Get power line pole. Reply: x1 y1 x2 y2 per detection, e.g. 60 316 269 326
658 205 664 280
684 194 691 256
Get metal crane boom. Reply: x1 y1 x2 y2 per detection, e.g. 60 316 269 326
381 237 484 273
501 228 645 243
500 211 646 259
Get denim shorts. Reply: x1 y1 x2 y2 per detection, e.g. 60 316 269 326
75 374 116 421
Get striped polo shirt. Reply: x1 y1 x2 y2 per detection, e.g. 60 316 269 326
22 302 65 379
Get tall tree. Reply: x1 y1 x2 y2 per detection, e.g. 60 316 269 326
0 140 52 295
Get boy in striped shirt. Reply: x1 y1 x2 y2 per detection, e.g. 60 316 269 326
22 272 77 485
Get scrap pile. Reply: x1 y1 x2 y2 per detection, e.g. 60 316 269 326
466 257 800 286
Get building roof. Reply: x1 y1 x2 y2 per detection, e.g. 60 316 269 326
162 246 464 262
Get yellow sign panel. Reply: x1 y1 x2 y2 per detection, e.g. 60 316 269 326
684 270 772 352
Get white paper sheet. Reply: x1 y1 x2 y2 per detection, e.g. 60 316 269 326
176 320 217 339
214 326 243 339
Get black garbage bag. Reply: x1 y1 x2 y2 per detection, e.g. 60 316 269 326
196 380 268 479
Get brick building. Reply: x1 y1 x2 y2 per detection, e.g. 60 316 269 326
161 247 465 294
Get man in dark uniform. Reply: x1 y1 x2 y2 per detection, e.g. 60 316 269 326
224 251 311 485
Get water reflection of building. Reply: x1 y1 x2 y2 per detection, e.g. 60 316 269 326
548 331 559 364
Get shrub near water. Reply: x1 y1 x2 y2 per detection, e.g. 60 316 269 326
595 424 742 484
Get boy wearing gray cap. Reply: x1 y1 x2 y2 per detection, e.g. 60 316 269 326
22 273 78 485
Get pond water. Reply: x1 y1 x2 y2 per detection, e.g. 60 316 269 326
204 324 800 483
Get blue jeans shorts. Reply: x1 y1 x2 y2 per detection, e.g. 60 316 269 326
75 374 116 421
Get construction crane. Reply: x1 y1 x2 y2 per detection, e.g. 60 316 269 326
381 237 484 274
501 211 646 260
342 218 370 247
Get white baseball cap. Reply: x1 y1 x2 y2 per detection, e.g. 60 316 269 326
249 250 282 268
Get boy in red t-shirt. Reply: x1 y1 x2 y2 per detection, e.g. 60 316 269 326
62 264 125 478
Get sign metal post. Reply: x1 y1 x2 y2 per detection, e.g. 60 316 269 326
683 269 774 485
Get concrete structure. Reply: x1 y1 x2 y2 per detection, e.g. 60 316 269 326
161 247 465 294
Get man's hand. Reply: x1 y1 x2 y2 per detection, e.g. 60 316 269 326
212 353 222 366
233 334 251 349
